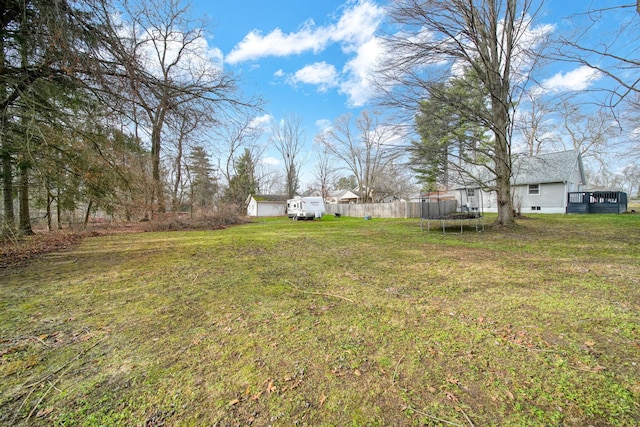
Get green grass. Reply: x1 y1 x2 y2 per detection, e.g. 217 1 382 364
1 214 639 426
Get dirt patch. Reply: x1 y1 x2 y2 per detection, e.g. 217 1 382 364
0 232 87 269
0 213 249 269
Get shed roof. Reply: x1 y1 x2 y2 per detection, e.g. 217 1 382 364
251 194 288 203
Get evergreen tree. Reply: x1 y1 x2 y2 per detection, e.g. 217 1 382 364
223 148 258 210
0 0 111 233
187 146 217 215
412 69 490 192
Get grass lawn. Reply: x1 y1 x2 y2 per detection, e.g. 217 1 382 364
1 214 639 426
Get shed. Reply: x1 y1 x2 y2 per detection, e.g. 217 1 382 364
246 194 288 217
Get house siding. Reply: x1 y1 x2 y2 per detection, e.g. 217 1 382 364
459 151 586 214
513 182 567 214
474 184 568 214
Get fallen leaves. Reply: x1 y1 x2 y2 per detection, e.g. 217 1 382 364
36 407 54 418
0 231 85 269
318 393 327 407
228 373 307 409
446 377 460 385
444 391 458 402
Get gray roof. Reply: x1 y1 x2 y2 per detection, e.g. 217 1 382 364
328 190 359 199
512 150 585 185
252 194 288 202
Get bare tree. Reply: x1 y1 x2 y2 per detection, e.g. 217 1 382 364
99 0 251 213
166 103 215 212
211 114 265 190
614 163 640 198
555 3 640 107
376 0 548 226
374 163 418 202
557 100 619 173
312 146 338 200
270 114 305 198
514 91 557 156
316 110 401 203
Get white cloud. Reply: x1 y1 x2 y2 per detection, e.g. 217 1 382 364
340 37 382 106
260 156 280 166
542 66 602 92
226 20 328 64
290 62 338 91
226 0 384 105
249 114 273 130
113 13 224 84
227 2 383 63
331 0 382 53
315 119 332 130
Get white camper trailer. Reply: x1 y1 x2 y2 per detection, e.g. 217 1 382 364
287 196 326 220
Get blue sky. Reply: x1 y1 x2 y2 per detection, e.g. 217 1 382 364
188 0 636 186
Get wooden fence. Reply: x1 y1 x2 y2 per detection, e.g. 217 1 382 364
325 202 423 218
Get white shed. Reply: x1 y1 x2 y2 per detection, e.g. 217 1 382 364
246 194 288 217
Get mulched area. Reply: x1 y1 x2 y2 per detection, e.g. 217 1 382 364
0 223 149 269
0 231 90 269
0 217 245 269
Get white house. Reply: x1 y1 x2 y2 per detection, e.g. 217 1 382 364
325 189 360 204
246 194 288 217
511 150 586 214
454 150 586 214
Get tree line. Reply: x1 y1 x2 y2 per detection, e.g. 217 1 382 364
2 0 638 235
1 0 258 235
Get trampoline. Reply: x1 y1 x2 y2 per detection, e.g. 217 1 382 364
420 188 484 233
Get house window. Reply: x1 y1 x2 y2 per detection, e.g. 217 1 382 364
466 188 475 198
528 184 540 195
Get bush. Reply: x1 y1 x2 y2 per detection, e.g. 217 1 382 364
142 205 248 232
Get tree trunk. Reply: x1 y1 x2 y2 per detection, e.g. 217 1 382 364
172 136 182 212
18 162 33 235
46 184 53 232
492 90 515 227
1 144 15 231
151 126 164 213
84 199 93 227
56 185 62 230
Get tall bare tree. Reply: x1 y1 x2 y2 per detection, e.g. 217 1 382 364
270 114 305 198
555 3 640 108
312 146 338 200
377 0 548 226
514 91 556 156
316 110 401 203
211 114 265 190
99 0 250 213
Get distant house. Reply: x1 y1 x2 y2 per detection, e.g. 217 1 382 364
454 150 587 214
246 194 288 217
326 190 360 204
